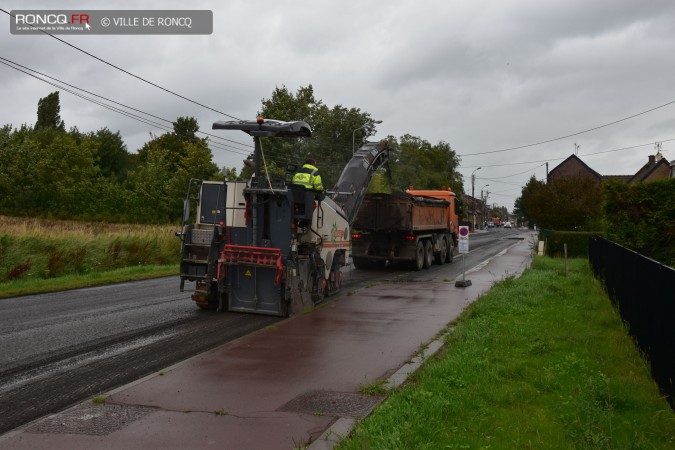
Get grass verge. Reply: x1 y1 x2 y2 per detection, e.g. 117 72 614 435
0 215 181 298
338 257 675 449
0 265 178 299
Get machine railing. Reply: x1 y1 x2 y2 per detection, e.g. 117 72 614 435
218 244 284 284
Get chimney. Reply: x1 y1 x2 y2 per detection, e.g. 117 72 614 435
648 155 655 164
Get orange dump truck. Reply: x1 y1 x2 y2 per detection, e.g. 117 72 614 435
350 187 461 271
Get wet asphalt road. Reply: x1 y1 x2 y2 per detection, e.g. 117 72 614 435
0 228 529 435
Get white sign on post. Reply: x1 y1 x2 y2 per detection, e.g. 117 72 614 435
455 225 472 287
458 225 470 254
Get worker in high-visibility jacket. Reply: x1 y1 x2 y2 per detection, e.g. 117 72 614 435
292 158 324 192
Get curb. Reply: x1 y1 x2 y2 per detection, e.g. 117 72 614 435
307 328 452 449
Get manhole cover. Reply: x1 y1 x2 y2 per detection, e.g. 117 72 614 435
28 403 156 436
278 390 383 419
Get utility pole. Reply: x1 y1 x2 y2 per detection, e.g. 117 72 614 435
484 191 490 222
471 167 481 231
480 184 489 228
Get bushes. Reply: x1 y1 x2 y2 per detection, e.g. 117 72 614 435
536 179 675 266
541 230 600 258
603 178 675 266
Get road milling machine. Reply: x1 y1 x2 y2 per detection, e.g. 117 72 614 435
178 117 390 316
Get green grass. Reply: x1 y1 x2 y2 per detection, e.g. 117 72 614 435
0 264 178 299
359 379 390 397
91 395 107 405
338 258 675 449
0 215 181 298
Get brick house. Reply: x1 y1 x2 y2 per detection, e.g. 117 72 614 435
630 152 671 182
548 152 671 184
548 154 602 184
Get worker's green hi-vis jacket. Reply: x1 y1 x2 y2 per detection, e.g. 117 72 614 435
292 164 323 191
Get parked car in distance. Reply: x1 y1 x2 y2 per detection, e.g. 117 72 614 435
487 222 495 229
504 222 512 228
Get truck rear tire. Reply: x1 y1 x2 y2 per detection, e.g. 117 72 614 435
435 237 447 265
423 240 433 269
446 239 455 263
414 241 425 271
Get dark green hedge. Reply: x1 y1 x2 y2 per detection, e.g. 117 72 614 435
602 178 675 267
540 231 602 258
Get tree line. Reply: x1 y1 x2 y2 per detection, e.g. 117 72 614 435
0 92 219 223
514 175 675 265
0 87 464 224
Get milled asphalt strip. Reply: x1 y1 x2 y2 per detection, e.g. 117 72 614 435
0 314 279 441
308 244 523 450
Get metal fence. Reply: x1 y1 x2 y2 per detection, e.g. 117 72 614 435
588 236 674 409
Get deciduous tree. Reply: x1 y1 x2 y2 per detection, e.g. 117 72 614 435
389 134 462 192
35 91 65 131
87 127 132 181
132 116 219 222
258 85 378 189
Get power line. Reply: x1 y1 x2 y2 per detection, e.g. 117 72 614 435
461 137 675 170
0 57 252 156
0 55 252 149
478 163 546 180
457 100 675 157
0 58 250 156
579 138 675 157
462 157 565 169
475 178 529 187
0 8 243 122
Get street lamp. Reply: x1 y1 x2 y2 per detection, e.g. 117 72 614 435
352 120 383 154
485 191 490 223
471 167 481 231
480 184 489 227
480 184 490 198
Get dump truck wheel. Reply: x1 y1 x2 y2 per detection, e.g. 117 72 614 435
446 238 455 263
413 241 425 271
423 240 433 269
436 237 447 265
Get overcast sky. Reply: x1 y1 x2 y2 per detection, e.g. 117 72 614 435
2 0 675 210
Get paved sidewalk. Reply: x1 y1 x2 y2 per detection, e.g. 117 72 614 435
1 233 535 450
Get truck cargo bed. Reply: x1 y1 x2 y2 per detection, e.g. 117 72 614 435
354 192 450 232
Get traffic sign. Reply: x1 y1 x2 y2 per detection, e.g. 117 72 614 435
455 225 472 287
458 226 469 253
